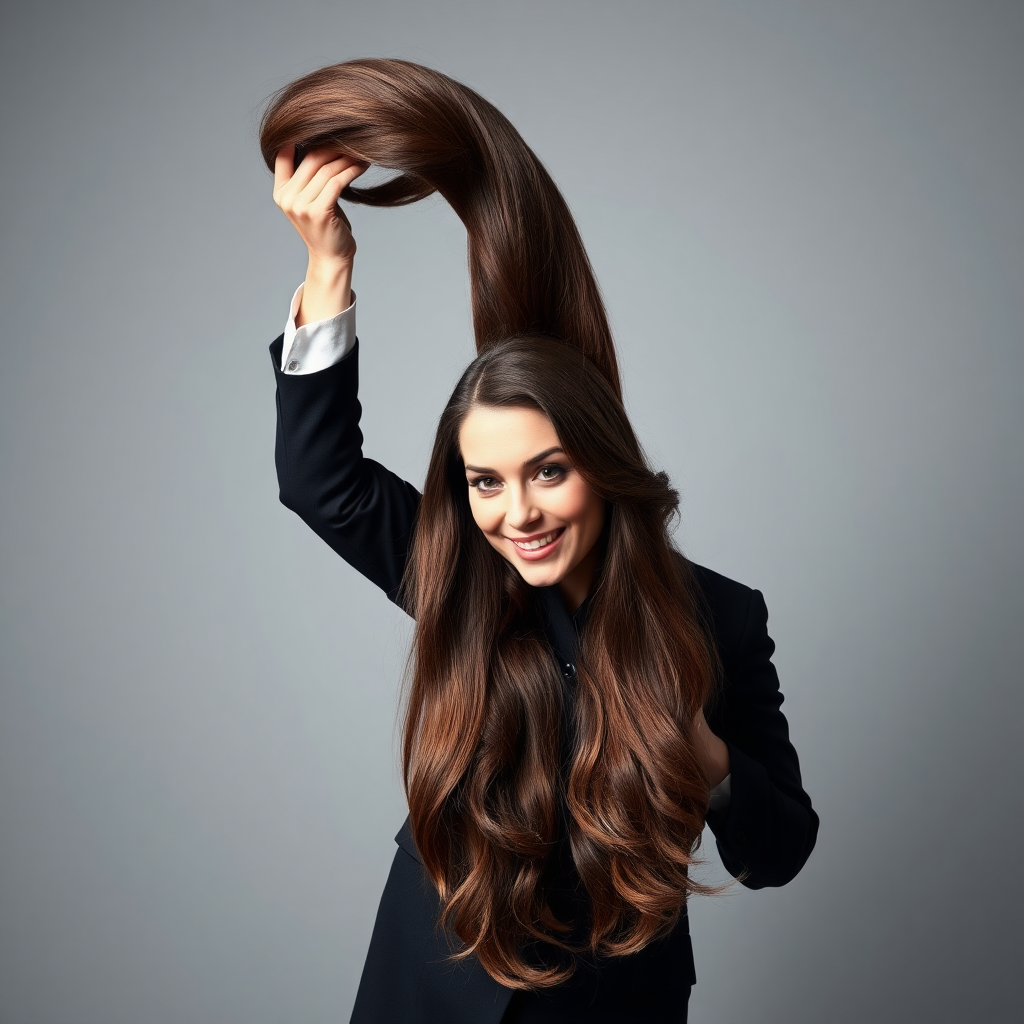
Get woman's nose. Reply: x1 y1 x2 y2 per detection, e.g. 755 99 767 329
506 487 540 531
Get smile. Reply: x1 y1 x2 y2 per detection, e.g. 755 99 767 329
507 528 566 556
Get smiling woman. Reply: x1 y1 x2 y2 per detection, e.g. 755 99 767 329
260 57 818 1024
460 405 605 610
404 331 731 997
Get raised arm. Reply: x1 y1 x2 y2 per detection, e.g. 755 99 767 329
270 146 422 608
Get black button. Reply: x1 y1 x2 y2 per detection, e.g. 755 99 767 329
562 662 577 679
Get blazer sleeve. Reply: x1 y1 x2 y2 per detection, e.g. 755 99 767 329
704 587 819 889
270 334 421 609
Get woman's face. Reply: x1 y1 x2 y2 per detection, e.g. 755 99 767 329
459 405 605 611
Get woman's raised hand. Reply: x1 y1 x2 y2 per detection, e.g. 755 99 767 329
273 145 369 325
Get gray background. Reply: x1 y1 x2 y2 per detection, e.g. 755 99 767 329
1 1 1021 1021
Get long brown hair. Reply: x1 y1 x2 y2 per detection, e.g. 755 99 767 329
259 60 720 990
404 339 720 989
259 57 621 397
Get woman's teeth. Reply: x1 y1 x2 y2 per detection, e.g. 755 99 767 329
512 530 561 550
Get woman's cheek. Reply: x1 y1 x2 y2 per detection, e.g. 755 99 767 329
469 499 503 541
557 479 598 524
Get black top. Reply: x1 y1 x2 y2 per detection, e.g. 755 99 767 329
270 336 819 1023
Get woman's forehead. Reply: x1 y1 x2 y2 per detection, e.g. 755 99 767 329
458 405 560 466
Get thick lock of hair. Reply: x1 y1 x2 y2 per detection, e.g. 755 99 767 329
259 57 621 396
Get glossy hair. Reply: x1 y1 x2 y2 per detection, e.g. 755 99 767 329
403 339 722 989
260 60 719 990
259 57 621 396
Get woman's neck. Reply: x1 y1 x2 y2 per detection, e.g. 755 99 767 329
557 542 600 614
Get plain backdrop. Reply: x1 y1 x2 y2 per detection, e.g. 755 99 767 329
1 1 1021 1021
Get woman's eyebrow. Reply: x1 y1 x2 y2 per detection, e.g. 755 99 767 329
524 446 565 466
464 447 565 474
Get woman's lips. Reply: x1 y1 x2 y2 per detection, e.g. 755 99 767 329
507 527 566 561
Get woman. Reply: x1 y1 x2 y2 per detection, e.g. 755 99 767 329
260 59 818 1024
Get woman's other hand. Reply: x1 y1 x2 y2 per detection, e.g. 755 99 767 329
694 707 731 791
273 144 369 325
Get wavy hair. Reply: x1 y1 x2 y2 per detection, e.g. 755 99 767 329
404 338 722 988
260 60 720 990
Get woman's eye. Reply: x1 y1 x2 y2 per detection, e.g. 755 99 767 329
470 476 500 493
538 465 566 482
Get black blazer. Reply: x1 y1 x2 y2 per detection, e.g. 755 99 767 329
270 337 819 1023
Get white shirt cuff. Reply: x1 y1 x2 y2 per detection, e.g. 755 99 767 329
708 773 732 811
281 282 357 374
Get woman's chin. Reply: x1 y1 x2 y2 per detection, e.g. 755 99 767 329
511 560 566 589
